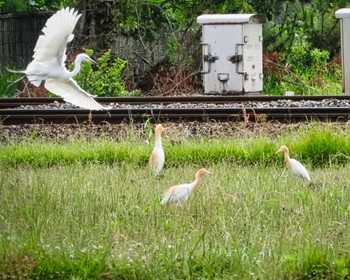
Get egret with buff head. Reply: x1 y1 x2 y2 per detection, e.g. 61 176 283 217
161 168 213 205
275 145 311 181
9 7 107 110
149 124 165 175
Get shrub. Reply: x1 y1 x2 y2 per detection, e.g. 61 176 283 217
0 68 19 97
72 49 140 97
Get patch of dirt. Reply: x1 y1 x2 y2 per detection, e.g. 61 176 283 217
0 120 343 144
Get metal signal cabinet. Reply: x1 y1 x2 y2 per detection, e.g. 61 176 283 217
197 14 267 94
335 8 350 94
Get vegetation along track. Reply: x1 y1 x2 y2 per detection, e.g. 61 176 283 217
1 95 350 125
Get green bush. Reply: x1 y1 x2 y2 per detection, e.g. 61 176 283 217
263 46 342 96
72 49 140 97
0 68 20 97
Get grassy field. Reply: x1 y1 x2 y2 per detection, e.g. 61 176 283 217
1 123 350 279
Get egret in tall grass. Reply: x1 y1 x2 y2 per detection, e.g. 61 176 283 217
10 7 107 110
275 145 311 181
149 124 165 175
161 168 213 205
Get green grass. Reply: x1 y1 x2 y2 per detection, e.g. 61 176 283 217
1 123 350 168
1 162 350 279
1 123 350 278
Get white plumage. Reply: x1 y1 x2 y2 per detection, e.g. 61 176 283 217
275 145 311 181
149 124 165 175
10 7 107 110
161 168 213 205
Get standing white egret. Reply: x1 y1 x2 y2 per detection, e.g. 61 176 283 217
149 124 165 175
10 7 107 110
161 168 213 205
275 145 311 181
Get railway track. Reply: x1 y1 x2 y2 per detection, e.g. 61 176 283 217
0 95 350 125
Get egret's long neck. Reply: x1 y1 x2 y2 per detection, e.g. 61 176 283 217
189 176 202 193
284 150 290 164
155 131 162 148
69 60 82 77
68 55 86 78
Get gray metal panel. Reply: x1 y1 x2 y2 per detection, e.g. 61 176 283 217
242 24 264 93
201 24 243 93
335 8 350 94
335 8 350 19
199 14 265 94
197 14 267 24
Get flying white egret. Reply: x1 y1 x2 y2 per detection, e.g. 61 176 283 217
149 124 165 175
161 168 213 205
275 145 311 181
10 7 107 110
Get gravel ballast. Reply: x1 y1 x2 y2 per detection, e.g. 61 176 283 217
3 98 350 111
1 97 350 143
1 121 348 144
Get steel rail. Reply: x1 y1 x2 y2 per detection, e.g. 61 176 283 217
0 107 350 125
1 95 350 108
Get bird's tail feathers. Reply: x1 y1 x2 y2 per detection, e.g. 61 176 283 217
6 68 25 74
6 68 27 86
160 197 168 205
27 78 42 87
7 70 43 88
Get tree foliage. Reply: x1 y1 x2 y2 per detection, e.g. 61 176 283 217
73 1 348 63
3 0 349 95
3 0 348 61
0 0 77 12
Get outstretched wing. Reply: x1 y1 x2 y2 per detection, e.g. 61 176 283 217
45 78 107 111
32 7 81 65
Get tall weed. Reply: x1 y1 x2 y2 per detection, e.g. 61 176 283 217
1 163 350 278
